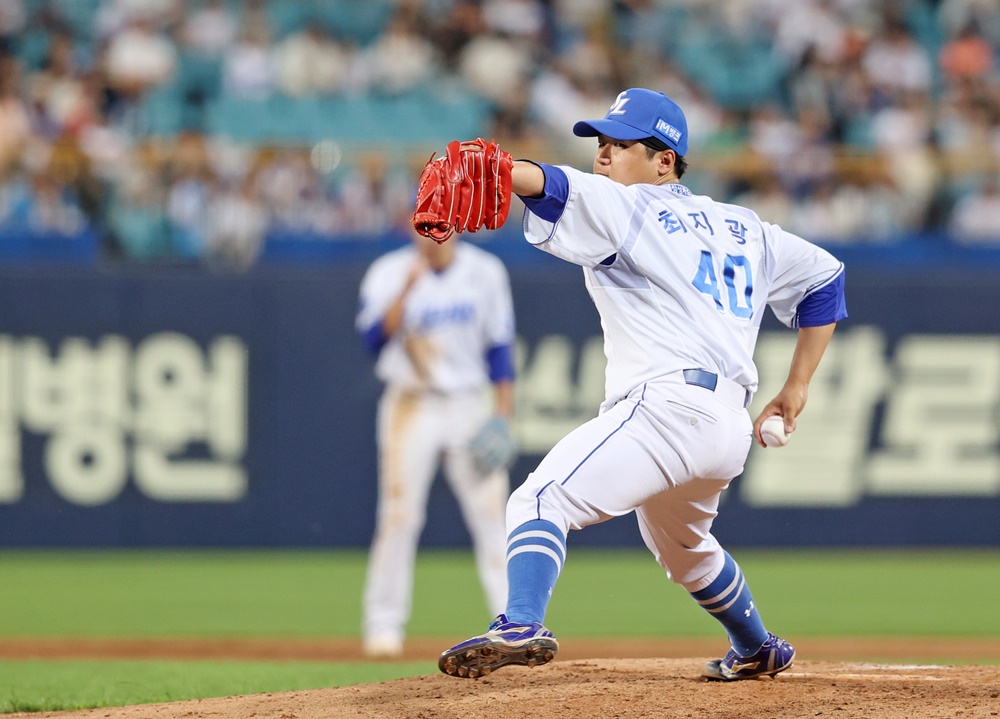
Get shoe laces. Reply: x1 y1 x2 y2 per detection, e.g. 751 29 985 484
487 614 510 631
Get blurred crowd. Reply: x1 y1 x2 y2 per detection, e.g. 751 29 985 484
1 0 999 269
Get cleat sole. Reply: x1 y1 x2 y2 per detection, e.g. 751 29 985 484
438 637 559 679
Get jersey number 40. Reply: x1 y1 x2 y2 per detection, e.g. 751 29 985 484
692 250 753 319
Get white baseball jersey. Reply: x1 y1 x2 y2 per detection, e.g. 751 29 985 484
356 242 515 393
522 167 844 409
508 165 845 587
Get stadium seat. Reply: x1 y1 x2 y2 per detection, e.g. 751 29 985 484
177 52 224 105
274 96 327 142
14 29 51 71
205 97 276 142
265 0 308 39
138 87 186 137
318 0 394 44
48 0 102 41
109 205 170 260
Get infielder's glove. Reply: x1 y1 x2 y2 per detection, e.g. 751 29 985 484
468 416 519 475
411 138 514 243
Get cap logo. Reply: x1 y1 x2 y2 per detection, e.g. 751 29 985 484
655 118 683 144
607 92 630 115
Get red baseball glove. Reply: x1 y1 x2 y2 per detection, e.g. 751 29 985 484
411 138 514 243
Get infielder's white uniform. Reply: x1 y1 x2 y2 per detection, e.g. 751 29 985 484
356 241 514 654
510 168 845 589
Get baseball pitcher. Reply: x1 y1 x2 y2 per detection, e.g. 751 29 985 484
411 88 847 680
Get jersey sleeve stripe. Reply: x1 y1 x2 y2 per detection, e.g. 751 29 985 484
360 321 387 355
518 163 570 222
486 344 515 382
795 267 848 328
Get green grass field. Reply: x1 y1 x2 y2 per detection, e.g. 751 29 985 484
2 548 1000 713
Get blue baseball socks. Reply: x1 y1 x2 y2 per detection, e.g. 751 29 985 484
503 519 566 624
502 521 768 658
689 550 768 656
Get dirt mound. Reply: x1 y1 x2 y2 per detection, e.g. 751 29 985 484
5 638 999 719
8 659 1000 719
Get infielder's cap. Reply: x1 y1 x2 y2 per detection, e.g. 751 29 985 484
573 88 688 156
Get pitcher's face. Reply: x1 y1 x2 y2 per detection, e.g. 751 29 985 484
592 136 662 186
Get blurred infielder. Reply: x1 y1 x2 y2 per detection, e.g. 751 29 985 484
411 89 847 680
356 230 517 658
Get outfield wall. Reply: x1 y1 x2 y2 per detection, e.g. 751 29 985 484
1 256 999 548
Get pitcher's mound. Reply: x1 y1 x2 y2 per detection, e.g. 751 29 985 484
12 659 1000 719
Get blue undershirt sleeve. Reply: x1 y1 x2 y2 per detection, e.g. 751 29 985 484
486 343 515 382
360 320 388 355
797 271 848 327
518 163 569 223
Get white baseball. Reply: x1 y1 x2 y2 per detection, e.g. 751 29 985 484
760 416 789 447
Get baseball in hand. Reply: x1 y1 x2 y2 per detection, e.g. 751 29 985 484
760 416 790 447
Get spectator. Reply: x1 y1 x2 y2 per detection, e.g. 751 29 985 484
274 21 353 97
861 19 933 100
788 177 849 241
528 40 618 161
938 0 1000 47
732 172 795 230
482 0 548 42
787 46 841 129
938 21 994 83
103 15 178 99
19 169 88 235
459 30 534 107
205 175 267 270
364 11 438 96
165 172 210 258
0 0 27 53
337 154 395 234
857 174 909 240
94 0 182 39
747 103 802 166
221 18 275 100
181 0 239 58
255 147 322 232
948 176 1000 244
780 109 837 196
425 0 484 71
773 0 849 67
0 57 31 172
870 91 937 226
27 32 86 136
935 92 996 158
106 159 168 260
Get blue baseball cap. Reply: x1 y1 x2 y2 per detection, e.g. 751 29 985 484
573 88 688 156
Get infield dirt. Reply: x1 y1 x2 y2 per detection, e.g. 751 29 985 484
4 638 999 719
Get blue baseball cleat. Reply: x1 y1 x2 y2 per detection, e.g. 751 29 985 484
438 614 559 679
702 633 795 681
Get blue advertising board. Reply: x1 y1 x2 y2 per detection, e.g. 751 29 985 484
1 259 999 547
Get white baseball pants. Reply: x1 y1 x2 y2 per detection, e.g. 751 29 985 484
507 372 754 591
363 386 509 645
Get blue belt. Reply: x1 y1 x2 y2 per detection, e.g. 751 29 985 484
682 369 752 408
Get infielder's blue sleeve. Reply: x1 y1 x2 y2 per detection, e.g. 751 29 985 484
796 271 847 327
486 343 515 382
518 163 569 222
360 321 388 355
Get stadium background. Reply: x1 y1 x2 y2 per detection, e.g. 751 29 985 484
1 0 999 552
